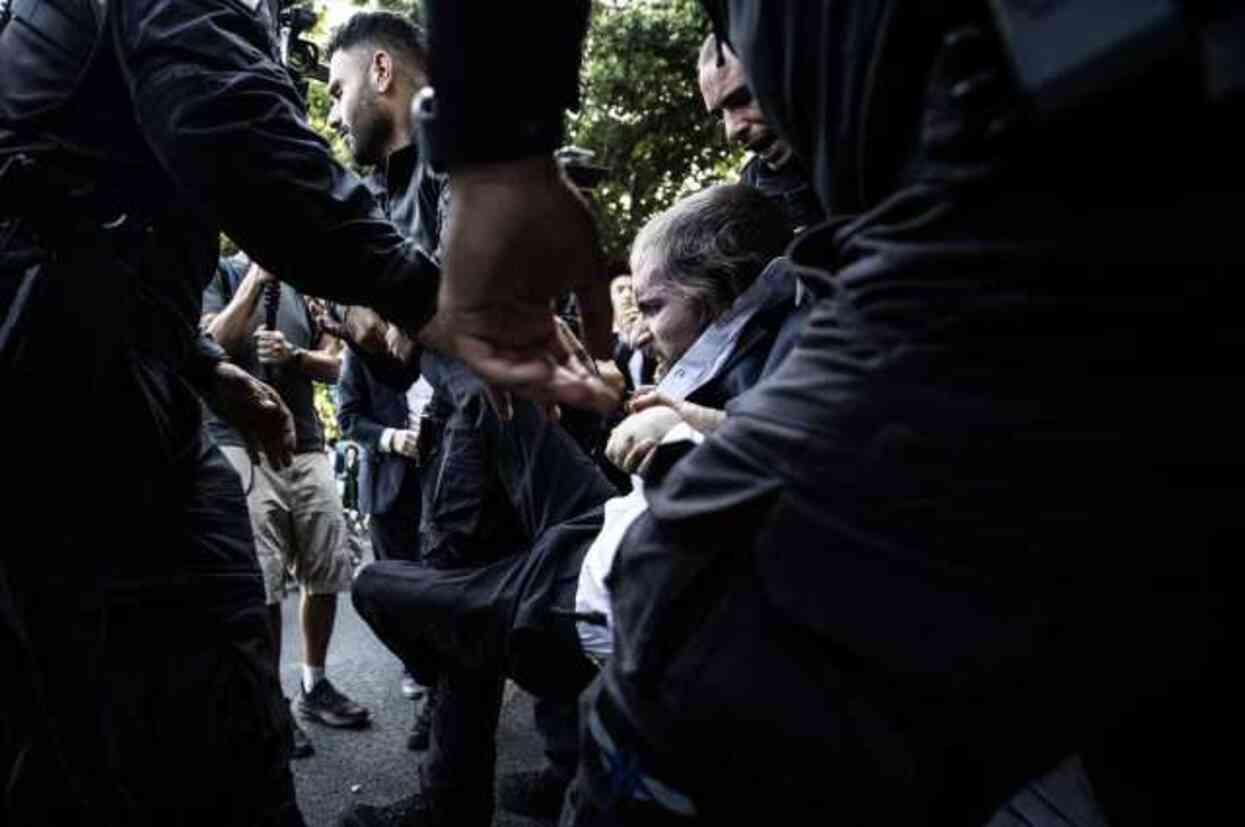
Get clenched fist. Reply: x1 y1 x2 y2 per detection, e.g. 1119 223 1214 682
255 329 297 366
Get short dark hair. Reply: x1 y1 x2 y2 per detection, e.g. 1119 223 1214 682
631 184 789 321
326 11 428 77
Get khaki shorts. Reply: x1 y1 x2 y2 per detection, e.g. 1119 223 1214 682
220 446 353 605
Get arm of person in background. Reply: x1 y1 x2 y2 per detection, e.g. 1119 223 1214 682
198 263 295 466
316 301 425 394
254 327 342 384
315 303 392 358
338 350 421 462
202 261 269 358
121 0 438 336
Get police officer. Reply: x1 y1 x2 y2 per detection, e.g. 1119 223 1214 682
410 1 1239 825
696 35 822 234
0 0 450 823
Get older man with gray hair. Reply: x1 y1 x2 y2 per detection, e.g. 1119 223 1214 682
343 183 805 827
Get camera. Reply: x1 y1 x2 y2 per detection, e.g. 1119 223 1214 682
278 1 329 98
554 146 609 192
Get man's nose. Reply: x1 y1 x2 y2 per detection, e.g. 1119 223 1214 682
328 105 344 134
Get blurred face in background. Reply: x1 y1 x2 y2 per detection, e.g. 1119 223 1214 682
610 275 640 335
610 276 635 316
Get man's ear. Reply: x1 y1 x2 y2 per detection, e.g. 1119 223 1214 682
372 50 394 94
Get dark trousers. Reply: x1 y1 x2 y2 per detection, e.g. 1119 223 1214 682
372 358 616 822
352 507 601 824
368 493 423 684
369 499 422 563
3 439 304 826
417 355 530 569
3 178 302 826
535 695 581 781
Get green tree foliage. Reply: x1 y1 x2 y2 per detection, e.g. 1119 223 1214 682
315 381 341 442
351 0 421 15
571 0 744 263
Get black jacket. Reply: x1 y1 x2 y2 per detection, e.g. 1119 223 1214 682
1 0 438 384
0 0 437 568
338 349 422 517
740 155 823 234
368 141 445 262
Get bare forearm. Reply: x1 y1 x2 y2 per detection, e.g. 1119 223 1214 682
295 348 342 384
677 401 727 434
205 275 263 356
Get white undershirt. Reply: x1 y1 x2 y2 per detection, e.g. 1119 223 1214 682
574 423 705 660
380 377 434 453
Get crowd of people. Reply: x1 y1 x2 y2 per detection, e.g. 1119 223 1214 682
2 1 1237 826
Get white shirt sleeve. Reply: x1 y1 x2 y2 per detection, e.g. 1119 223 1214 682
573 424 705 662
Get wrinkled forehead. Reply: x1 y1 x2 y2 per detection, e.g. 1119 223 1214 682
698 51 747 110
630 248 669 300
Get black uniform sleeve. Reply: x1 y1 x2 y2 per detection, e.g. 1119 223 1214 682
423 0 591 168
113 0 437 334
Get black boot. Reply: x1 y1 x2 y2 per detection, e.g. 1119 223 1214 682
337 791 443 827
338 782 489 827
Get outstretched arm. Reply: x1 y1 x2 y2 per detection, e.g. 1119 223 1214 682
118 0 438 334
415 0 616 412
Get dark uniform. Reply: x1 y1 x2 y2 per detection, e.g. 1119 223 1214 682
738 155 823 234
418 1 1239 825
339 140 447 565
1 0 436 823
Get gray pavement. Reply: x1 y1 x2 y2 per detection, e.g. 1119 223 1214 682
277 585 553 827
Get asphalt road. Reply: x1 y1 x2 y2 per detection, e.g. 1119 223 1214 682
277 583 552 827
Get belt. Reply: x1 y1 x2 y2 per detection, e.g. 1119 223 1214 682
586 682 698 818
